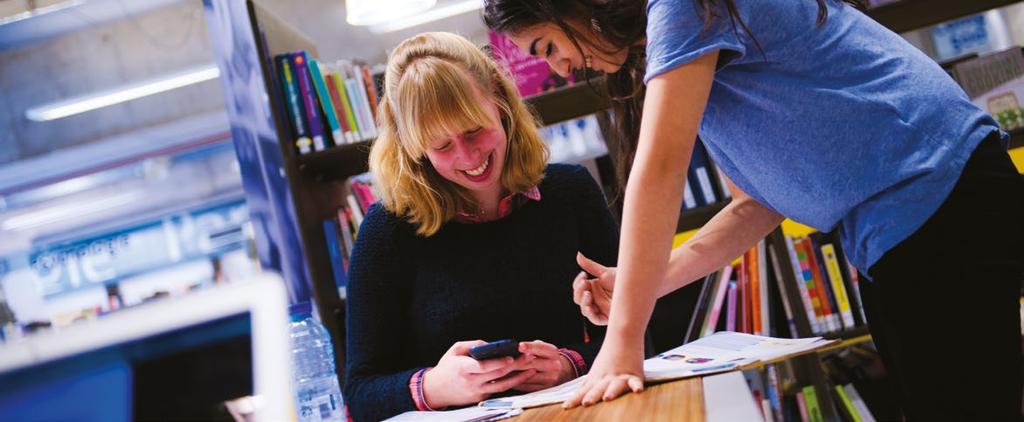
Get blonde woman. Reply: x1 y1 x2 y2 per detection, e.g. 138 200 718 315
342 32 618 421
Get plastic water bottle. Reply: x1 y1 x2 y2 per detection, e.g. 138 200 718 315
289 302 343 422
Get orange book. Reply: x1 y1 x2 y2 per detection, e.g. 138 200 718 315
749 246 762 335
802 237 837 332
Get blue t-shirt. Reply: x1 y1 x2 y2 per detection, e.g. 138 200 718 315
645 0 1004 274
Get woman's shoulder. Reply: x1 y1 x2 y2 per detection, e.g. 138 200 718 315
542 163 592 185
360 202 416 240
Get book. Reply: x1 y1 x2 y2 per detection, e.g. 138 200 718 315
292 52 326 151
783 234 821 335
819 242 856 329
834 384 863 422
689 141 719 205
329 71 361 142
805 236 841 331
767 241 800 338
726 280 738 332
308 58 344 146
842 383 876 422
765 364 785 422
802 385 825 422
757 239 770 336
702 265 734 338
796 390 811 422
684 272 717 344
682 180 698 210
324 69 355 144
275 54 313 154
322 219 348 288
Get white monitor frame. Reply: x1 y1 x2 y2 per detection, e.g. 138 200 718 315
0 273 293 422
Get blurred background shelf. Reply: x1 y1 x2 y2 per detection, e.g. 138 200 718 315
866 0 1023 33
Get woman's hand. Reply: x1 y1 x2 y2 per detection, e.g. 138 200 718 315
573 252 616 325
422 340 537 409
514 340 578 392
563 340 645 408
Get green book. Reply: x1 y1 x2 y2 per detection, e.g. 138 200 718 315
307 58 343 147
802 385 824 422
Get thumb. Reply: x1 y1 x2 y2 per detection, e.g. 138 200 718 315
450 340 486 356
576 252 607 276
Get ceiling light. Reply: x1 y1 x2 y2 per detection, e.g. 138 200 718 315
346 0 436 26
25 64 219 122
368 0 482 33
1 191 141 231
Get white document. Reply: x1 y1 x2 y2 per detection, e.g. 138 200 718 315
480 332 834 410
384 406 522 422
703 371 764 422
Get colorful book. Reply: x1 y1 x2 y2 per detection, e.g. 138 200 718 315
292 52 326 151
834 384 863 422
802 385 824 422
796 391 811 422
784 234 820 335
843 384 876 422
360 64 380 123
690 141 719 205
329 71 361 142
748 247 762 335
275 54 313 154
336 207 355 271
308 59 344 147
765 365 784 422
805 237 840 332
820 243 856 329
324 67 355 144
767 243 800 338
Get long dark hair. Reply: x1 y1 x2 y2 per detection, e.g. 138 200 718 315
484 0 863 195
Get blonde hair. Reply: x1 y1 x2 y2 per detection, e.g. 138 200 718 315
370 32 549 236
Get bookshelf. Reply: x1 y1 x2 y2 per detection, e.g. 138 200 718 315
1010 127 1024 149
866 0 1023 34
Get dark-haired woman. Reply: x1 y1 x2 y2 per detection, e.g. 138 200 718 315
485 1 1024 420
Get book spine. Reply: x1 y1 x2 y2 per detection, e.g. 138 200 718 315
322 219 348 287
834 384 864 422
331 71 360 143
292 52 326 152
702 265 734 337
350 64 378 138
785 235 820 335
843 384 877 422
795 391 810 422
802 385 824 422
346 194 365 230
682 181 698 210
765 365 784 422
749 248 762 335
275 54 312 154
805 237 839 332
821 243 856 329
309 59 343 147
336 206 355 270
360 64 380 123
726 280 738 332
767 246 799 338
324 70 353 144
757 239 769 336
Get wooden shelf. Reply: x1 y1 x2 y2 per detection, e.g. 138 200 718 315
677 201 729 233
525 77 611 126
866 0 1023 33
1009 127 1024 149
297 139 373 182
820 325 872 341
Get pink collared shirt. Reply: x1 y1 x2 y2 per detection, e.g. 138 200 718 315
455 186 542 223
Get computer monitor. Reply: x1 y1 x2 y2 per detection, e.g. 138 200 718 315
0 273 292 421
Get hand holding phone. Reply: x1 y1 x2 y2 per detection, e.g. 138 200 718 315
468 339 521 360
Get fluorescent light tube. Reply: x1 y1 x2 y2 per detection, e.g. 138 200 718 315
1 191 141 231
25 64 220 122
369 0 483 33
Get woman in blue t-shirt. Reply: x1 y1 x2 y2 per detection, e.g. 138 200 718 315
485 0 1024 419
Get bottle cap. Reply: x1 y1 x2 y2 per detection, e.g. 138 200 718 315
288 301 313 322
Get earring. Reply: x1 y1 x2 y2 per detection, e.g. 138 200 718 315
590 18 602 33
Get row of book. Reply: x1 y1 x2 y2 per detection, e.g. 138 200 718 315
745 363 877 422
683 140 731 211
322 173 376 289
945 46 1023 132
684 229 868 343
274 51 381 155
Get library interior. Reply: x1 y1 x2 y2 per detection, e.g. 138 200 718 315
0 0 1023 421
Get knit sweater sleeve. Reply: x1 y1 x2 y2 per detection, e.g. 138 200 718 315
561 165 619 368
343 204 422 422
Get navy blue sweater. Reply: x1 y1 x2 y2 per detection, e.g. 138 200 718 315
343 164 619 422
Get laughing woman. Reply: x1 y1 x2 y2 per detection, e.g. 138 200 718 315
484 0 1024 420
342 32 618 421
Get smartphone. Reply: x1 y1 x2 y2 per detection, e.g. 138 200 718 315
468 339 521 361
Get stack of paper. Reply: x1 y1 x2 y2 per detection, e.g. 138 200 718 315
384 406 521 422
481 332 834 410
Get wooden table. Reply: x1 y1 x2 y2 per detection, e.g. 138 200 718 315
508 377 705 421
